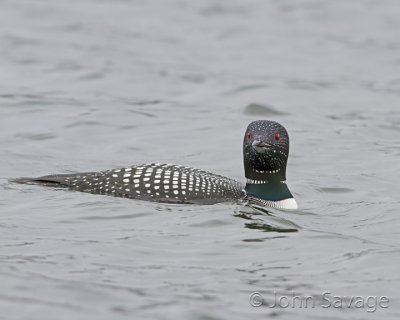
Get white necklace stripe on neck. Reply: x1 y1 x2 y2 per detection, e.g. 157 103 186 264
246 179 287 184
254 169 280 174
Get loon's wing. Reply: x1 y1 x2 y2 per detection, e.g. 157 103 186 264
12 164 245 205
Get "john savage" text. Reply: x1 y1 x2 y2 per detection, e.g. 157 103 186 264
250 291 389 312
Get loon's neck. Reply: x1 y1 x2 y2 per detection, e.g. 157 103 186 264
245 179 293 201
245 179 297 209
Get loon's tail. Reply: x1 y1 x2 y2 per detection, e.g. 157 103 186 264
10 176 67 187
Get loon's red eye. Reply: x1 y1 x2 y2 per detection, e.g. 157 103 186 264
274 133 281 141
247 132 252 140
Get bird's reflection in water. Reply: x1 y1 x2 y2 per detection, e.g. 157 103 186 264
235 202 300 236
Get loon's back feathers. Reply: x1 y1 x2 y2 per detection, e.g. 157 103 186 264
13 120 298 209
17 164 245 205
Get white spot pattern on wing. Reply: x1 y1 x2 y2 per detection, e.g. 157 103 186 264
63 163 245 204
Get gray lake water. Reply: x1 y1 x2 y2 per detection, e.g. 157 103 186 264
1 1 400 319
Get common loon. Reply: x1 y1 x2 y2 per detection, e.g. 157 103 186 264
13 120 298 210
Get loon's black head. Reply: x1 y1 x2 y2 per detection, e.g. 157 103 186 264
243 120 297 209
243 120 290 182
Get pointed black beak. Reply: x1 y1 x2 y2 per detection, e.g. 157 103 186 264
252 140 271 153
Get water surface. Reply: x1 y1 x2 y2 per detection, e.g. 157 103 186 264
1 1 400 319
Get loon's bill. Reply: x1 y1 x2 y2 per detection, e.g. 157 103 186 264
12 120 298 210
